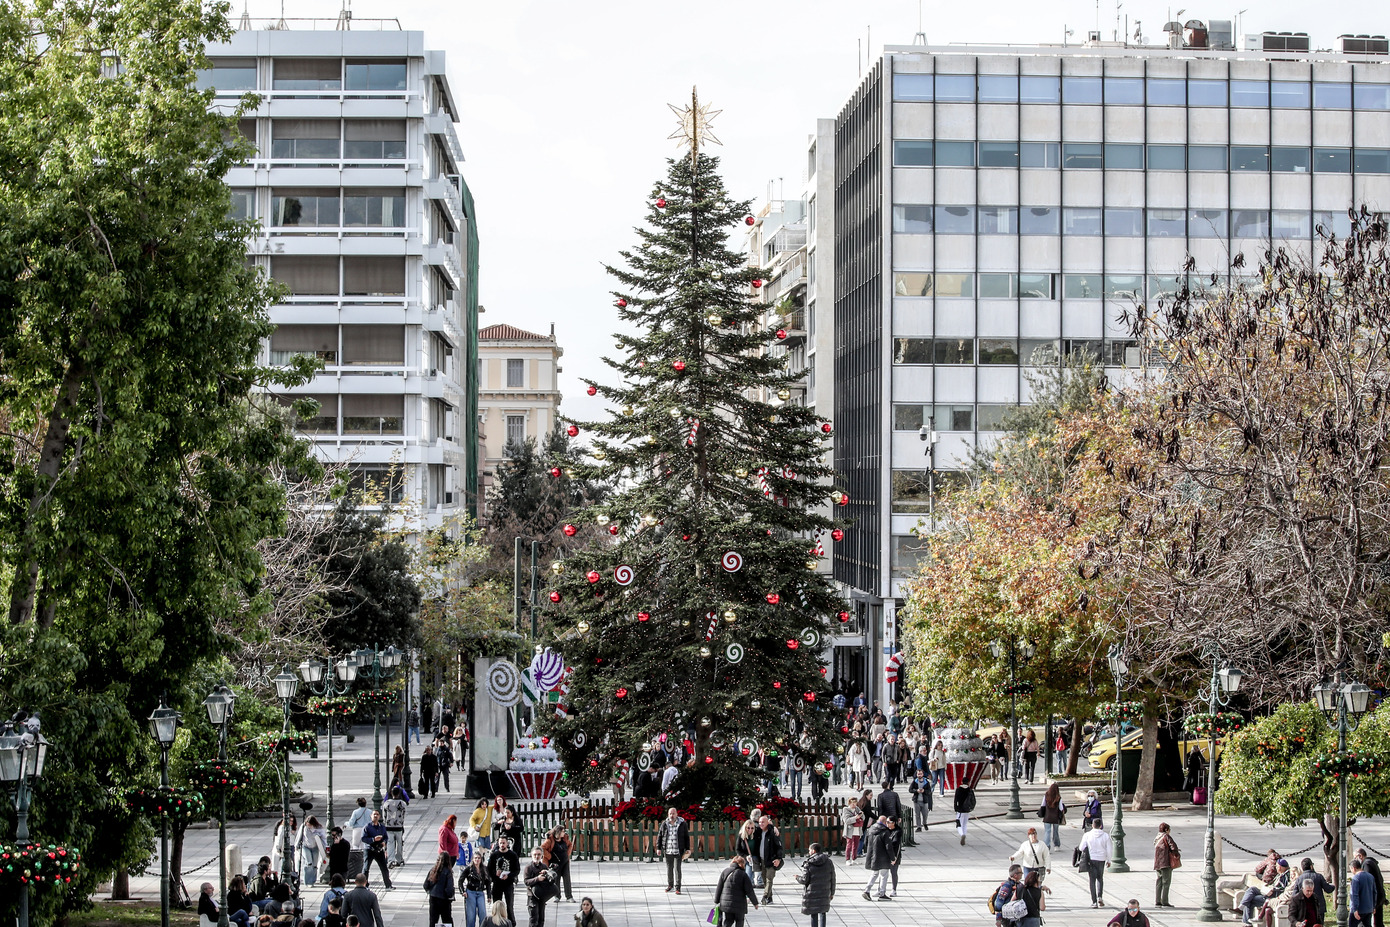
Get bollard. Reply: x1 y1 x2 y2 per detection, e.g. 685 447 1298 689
225 843 243 885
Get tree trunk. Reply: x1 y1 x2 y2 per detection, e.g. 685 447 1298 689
1131 702 1160 811
109 869 131 900
169 823 188 908
1066 718 1084 775
1321 813 1338 882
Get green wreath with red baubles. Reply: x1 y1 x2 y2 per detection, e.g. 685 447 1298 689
188 760 257 797
1182 712 1245 739
252 730 317 754
305 694 358 717
1311 750 1384 780
123 786 207 825
1096 700 1144 723
0 843 82 887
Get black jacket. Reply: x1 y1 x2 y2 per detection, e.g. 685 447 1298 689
1364 857 1386 905
715 863 758 915
656 818 689 856
758 827 784 870
342 887 384 927
876 788 902 821
797 851 835 915
1289 890 1326 924
954 786 977 814
863 821 901 871
419 752 439 779
488 848 520 892
462 860 490 893
327 839 350 876
523 861 558 902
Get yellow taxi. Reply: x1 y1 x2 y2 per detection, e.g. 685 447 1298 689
1086 728 1225 770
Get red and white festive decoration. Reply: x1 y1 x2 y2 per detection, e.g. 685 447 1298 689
566 424 579 437
615 298 627 308
548 591 561 603
686 418 700 447
586 570 600 584
608 525 620 536
832 529 844 542
506 736 562 799
705 611 719 641
613 759 631 789
720 550 743 572
613 565 635 586
884 651 905 684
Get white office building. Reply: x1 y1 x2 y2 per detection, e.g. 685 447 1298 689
827 23 1390 691
207 23 480 527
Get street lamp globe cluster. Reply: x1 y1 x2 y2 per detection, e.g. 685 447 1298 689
298 654 359 830
1196 644 1243 921
352 645 403 811
147 697 181 927
1312 674 1372 927
1107 645 1131 873
203 684 236 927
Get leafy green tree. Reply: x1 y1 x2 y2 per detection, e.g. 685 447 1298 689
0 0 312 916
538 150 841 804
315 499 424 651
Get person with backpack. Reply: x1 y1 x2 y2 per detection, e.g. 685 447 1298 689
1107 899 1152 927
860 815 900 902
954 781 977 845
437 737 455 794
318 876 348 920
992 864 1024 927
425 852 456 927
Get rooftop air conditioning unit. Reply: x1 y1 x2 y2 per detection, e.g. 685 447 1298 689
1262 31 1310 53
1339 34 1389 55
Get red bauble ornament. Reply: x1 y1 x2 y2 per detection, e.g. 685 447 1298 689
842 725 850 734
821 422 833 434
586 385 597 396
589 759 598 767
766 593 780 605
567 425 579 437
775 329 787 340
549 467 562 478
615 687 628 698
673 360 686 371
705 756 714 764
637 612 650 622
804 692 816 702
752 279 763 289
820 667 828 675
608 525 620 535
838 493 850 506
682 534 690 541
832 529 844 542
616 298 627 308
787 639 799 649
563 524 578 537
656 197 666 208
825 759 834 769
541 737 550 746
741 746 751 755
837 610 850 623
549 591 561 603
586 570 600 584
745 216 755 225
773 681 782 689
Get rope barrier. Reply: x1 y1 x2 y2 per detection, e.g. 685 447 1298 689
1219 835 1324 858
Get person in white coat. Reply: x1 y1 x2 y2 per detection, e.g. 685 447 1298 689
847 741 871 791
296 815 327 886
270 812 297 879
1010 827 1052 884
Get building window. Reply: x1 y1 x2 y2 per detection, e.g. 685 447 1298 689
346 465 404 504
979 142 1020 168
936 141 975 167
1104 144 1143 170
341 325 404 365
272 58 341 91
1230 80 1269 107
506 414 526 446
1272 211 1312 240
1020 207 1060 235
1271 147 1310 173
1314 148 1352 173
978 206 1018 234
1104 275 1143 300
1353 84 1390 111
1020 142 1060 168
506 358 524 388
1105 208 1144 237
1355 149 1390 173
289 394 337 434
1063 208 1102 237
1063 274 1103 299
892 338 974 365
1104 77 1143 105
197 60 257 92
271 256 338 295
343 257 406 296
893 272 973 298
1233 209 1271 238
229 189 254 221
1271 81 1311 108
1146 78 1185 105
977 404 1015 430
891 534 930 577
934 74 975 102
1147 209 1186 238
1188 146 1228 171
1314 82 1352 109
979 338 1019 365
270 119 340 160
344 61 407 92
271 188 339 227
343 188 406 226
1020 76 1060 103
269 324 337 366
1018 274 1055 299
1188 209 1228 238
893 140 934 166
893 74 934 102
342 395 404 434
1187 79 1227 106
935 205 975 234
978 75 1018 103
1062 143 1102 169
891 472 934 513
1231 146 1269 171
1147 145 1185 170
343 120 407 160
1020 339 1061 365
1062 76 1102 104
892 404 972 431
892 206 932 233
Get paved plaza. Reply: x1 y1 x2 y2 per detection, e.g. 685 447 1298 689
124 726 1390 926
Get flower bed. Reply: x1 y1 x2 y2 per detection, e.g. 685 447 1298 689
124 786 206 824
1183 712 1246 739
1311 750 1383 779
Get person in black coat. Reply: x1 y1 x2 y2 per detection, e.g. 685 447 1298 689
796 844 835 925
876 780 903 823
756 817 785 906
861 817 900 900
418 746 439 799
1356 849 1386 927
522 847 558 927
326 828 350 883
656 807 691 894
714 856 759 927
487 835 521 924
954 782 977 845
1288 878 1326 927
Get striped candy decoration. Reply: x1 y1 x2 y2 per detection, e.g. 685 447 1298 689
885 651 905 684
704 611 719 641
686 418 700 446
756 467 771 497
613 759 631 788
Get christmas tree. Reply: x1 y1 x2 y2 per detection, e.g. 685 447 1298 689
539 93 847 805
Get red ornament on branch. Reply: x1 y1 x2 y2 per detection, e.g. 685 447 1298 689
804 692 816 702
656 197 666 208
616 298 627 308
616 687 628 698
673 360 686 372
549 467 562 478
752 279 763 289
832 529 844 542
549 591 561 603
586 570 600 584
766 593 780 605
821 423 833 433
637 612 650 622
745 216 755 225
837 610 850 623
567 425 579 437
775 329 787 340
586 385 597 396
786 639 799 650
772 681 782 689
608 525 620 535
563 524 578 537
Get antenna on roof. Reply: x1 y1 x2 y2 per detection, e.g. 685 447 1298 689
913 0 927 45
336 0 352 30
238 0 251 29
273 0 286 30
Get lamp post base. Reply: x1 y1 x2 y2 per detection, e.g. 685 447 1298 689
1006 777 1024 819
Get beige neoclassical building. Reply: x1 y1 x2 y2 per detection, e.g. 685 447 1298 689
477 322 564 518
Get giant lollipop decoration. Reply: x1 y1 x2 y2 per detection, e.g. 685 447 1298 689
486 660 521 707
530 647 566 692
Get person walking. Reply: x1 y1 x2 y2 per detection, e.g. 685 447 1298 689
1288 878 1325 927
875 779 902 824
1023 730 1041 784
488 835 521 924
847 740 870 792
1017 869 1049 927
797 842 835 927
1040 783 1066 850
296 815 326 886
1079 819 1115 908
1153 823 1180 908
498 808 524 854
1107 899 1152 926
908 770 932 832
343 874 385 927
840 796 865 863
540 826 573 902
470 798 495 850
930 737 947 795
390 746 405 791
419 745 439 799
522 846 558 927
362 810 393 890
1356 848 1386 927
657 806 690 894
954 781 977 845
756 815 785 906
326 828 350 884
860 815 900 902
992 864 1023 927
575 898 608 927
1010 827 1051 884
383 789 408 868
437 737 455 794
1352 858 1377 926
425 852 456 927
1083 789 1104 829
461 845 490 927
407 707 420 744
438 813 461 863
714 856 759 927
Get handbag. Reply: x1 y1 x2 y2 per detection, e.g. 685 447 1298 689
707 906 720 925
1035 805 1046 818
1002 898 1030 920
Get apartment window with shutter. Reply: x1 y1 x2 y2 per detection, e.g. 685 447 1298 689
341 325 404 365
506 359 524 388
271 256 338 295
342 395 404 434
343 257 405 296
506 414 526 446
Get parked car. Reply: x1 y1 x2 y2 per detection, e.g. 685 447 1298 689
1087 728 1226 770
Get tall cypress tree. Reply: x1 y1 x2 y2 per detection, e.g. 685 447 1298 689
540 146 845 803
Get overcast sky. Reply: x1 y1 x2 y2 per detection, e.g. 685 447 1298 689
247 0 1382 421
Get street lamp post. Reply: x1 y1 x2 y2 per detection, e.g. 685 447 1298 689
272 666 300 884
148 697 181 927
1313 674 1372 927
1107 645 1130 873
989 637 1036 820
1196 644 1243 921
399 648 413 789
299 655 358 830
0 711 49 927
203 685 236 927
355 645 402 811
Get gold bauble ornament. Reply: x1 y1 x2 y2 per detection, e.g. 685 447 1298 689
549 560 565 575
641 512 659 527
622 405 634 416
734 467 749 479
707 312 723 326
805 559 818 570
698 646 711 658
778 388 791 401
646 435 658 445
723 610 738 623
593 449 607 461
595 514 610 526
576 620 591 634
769 414 779 423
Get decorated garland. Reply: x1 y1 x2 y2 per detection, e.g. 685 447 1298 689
354 688 401 709
305 694 358 717
997 681 1035 697
1311 750 1384 779
1183 712 1246 739
189 760 257 796
253 730 317 754
1096 701 1145 723
123 786 207 824
0 843 81 886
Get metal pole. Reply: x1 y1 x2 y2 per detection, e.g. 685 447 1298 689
1198 649 1223 921
217 722 230 927
280 695 293 884
1111 680 1130 872
1007 645 1023 818
326 700 335 831
529 539 539 640
1337 699 1349 927
373 706 383 811
401 649 412 787
16 749 30 927
160 746 171 927
513 537 523 634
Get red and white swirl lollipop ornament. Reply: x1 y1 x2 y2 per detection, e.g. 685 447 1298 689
613 565 635 586
720 550 743 573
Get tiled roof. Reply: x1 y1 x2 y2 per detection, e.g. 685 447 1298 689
479 323 549 341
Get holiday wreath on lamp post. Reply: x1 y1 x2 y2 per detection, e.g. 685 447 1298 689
188 759 257 796
1311 750 1384 779
1097 700 1145 724
354 689 400 710
253 730 317 754
123 785 207 825
1183 712 1245 739
0 843 81 888
305 694 358 717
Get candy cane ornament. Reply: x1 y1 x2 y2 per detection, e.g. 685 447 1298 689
885 651 905 684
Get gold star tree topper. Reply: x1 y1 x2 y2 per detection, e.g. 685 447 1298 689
668 86 722 166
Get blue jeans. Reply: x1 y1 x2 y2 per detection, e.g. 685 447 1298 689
478 835 491 849
787 768 803 800
931 769 945 795
300 845 320 885
464 889 487 927
1043 822 1061 848
229 911 250 927
409 725 420 743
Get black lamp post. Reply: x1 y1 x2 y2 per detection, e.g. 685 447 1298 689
298 655 358 830
1107 645 1130 873
989 637 1035 820
272 666 300 883
1313 674 1372 927
354 645 401 811
0 712 48 927
203 684 235 927
1196 644 1243 922
148 698 181 927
